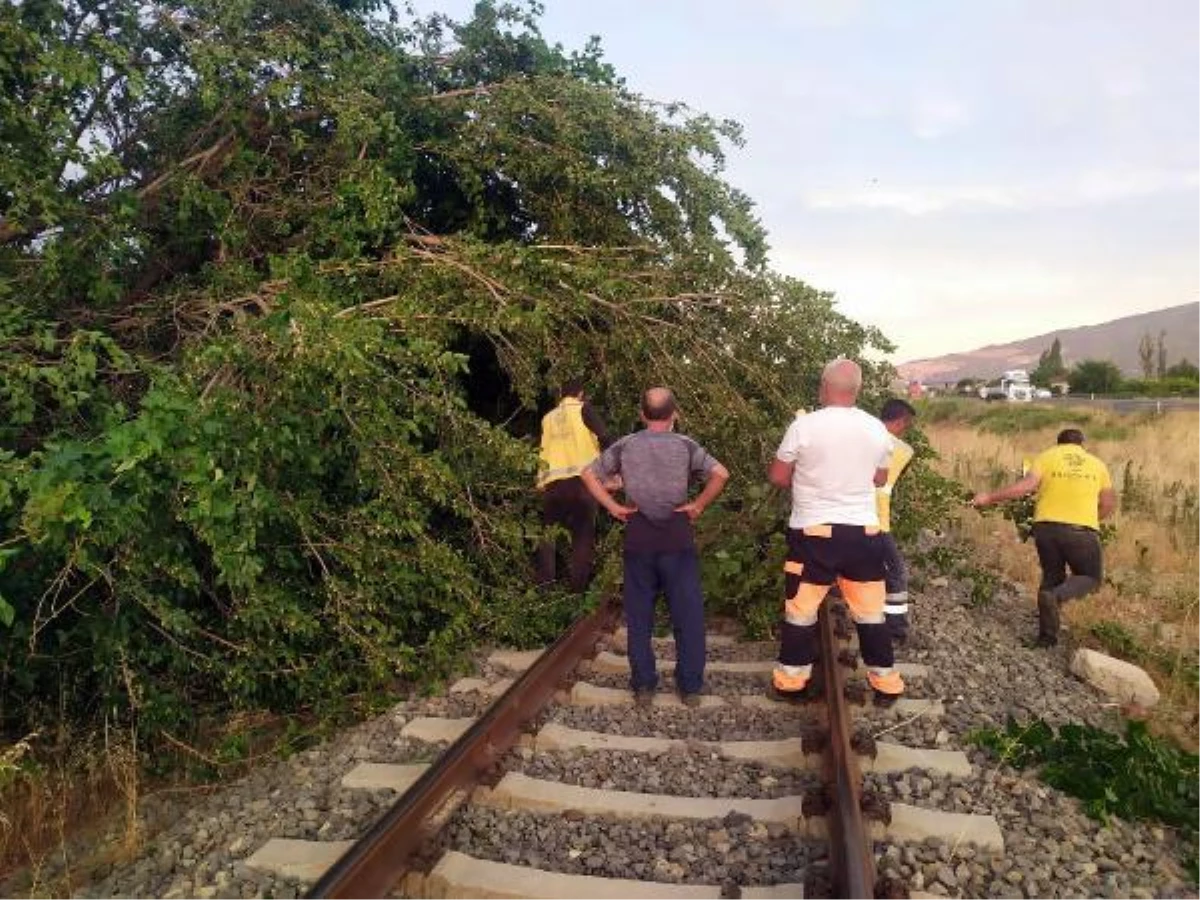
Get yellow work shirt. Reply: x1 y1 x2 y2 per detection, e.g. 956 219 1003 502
1030 444 1112 530
875 436 914 533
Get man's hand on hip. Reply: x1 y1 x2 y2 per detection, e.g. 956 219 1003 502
606 502 637 522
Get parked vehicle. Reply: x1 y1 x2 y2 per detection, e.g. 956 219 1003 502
979 369 1034 402
1034 388 1052 400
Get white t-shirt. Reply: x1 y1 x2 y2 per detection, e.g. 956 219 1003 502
775 406 892 529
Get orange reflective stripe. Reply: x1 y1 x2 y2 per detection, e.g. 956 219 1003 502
786 582 829 623
773 667 811 692
867 669 905 695
802 524 833 538
837 577 885 620
784 560 804 575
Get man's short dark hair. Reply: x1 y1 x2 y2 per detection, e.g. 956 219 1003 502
641 389 677 422
1057 428 1085 445
880 398 917 422
559 379 585 399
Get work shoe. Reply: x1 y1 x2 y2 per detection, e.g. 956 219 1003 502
679 691 702 708
872 689 900 709
1037 589 1060 638
633 688 655 709
768 682 810 704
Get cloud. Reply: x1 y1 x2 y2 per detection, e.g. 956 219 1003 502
909 92 970 139
801 167 1199 215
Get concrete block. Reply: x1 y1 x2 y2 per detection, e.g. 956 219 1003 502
1070 648 1161 708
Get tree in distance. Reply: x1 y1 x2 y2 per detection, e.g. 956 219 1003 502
1068 360 1125 395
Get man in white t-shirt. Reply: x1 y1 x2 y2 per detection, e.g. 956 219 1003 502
766 359 905 702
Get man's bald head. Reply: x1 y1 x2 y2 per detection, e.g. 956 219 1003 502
820 358 863 406
641 387 678 423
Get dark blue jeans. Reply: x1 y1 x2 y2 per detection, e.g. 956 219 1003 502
623 549 706 694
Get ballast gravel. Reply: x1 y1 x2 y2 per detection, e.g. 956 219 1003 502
580 667 773 696
11 533 1196 899
903 578 1121 736
429 807 829 894
868 762 1195 899
549 702 807 742
30 709 435 899
601 636 780 664
509 746 819 799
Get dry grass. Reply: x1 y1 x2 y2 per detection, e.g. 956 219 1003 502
0 730 142 897
1 707 329 896
923 405 1199 748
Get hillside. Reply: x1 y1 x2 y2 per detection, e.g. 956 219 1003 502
898 302 1199 384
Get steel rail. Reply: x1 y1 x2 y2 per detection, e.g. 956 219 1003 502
307 597 620 898
819 600 876 898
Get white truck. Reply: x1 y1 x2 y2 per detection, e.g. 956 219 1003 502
979 369 1034 402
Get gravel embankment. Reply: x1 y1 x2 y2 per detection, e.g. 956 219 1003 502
862 556 1195 899
29 686 492 897
869 763 1192 898
10 533 1195 899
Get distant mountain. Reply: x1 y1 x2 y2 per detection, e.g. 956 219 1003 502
898 302 1199 385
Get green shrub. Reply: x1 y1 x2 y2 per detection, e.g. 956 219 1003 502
1 0 899 747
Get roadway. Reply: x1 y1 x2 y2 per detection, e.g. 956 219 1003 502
1044 395 1198 414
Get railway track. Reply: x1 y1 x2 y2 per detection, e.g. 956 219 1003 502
236 597 1004 899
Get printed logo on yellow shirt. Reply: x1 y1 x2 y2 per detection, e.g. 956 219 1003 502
1031 445 1112 530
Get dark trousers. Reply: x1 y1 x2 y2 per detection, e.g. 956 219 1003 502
1033 521 1103 639
879 532 910 641
623 549 706 694
535 477 596 593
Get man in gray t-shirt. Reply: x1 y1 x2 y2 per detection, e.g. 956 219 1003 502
581 388 729 707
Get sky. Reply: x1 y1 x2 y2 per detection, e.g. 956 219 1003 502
411 0 1199 363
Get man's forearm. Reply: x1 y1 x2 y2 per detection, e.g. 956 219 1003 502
767 458 792 489
580 468 614 509
693 468 730 512
978 473 1040 505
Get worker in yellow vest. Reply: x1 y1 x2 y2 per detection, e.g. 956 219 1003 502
535 380 612 593
876 399 917 644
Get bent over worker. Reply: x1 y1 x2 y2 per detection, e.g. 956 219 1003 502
535 380 612 593
877 398 917 644
972 428 1115 647
767 359 904 702
581 388 729 708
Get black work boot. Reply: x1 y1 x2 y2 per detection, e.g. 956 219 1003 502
1036 589 1060 646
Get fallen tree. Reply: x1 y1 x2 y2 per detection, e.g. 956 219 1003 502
0 0 911 740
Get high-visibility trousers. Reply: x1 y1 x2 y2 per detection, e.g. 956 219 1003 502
773 524 904 696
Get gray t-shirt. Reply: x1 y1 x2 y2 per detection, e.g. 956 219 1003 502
589 430 720 553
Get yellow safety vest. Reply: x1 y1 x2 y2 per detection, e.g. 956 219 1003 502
537 398 601 488
875 436 914 533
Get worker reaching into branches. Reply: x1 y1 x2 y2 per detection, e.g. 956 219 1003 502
535 380 613 593
971 428 1116 647
767 359 905 703
877 398 918 645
